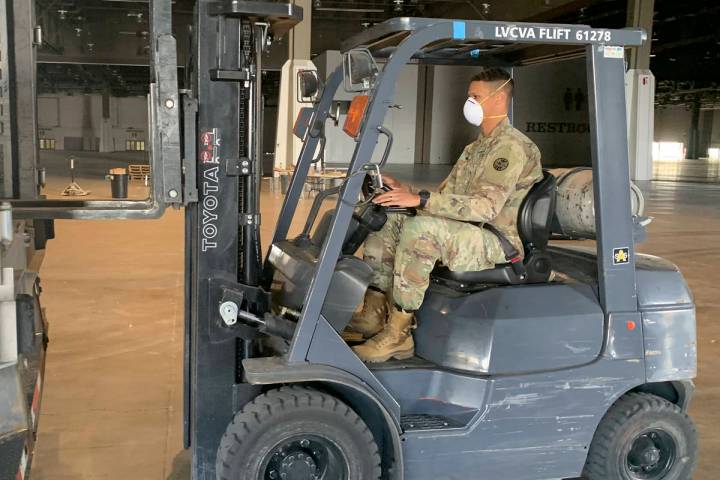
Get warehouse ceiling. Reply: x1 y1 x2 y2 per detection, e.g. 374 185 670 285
35 0 720 106
548 0 720 107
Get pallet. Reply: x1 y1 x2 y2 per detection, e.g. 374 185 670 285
128 164 151 181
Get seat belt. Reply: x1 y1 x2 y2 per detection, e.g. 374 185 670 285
477 223 527 279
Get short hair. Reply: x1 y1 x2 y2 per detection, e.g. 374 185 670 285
470 68 514 98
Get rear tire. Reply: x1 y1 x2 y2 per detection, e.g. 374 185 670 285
216 385 381 480
583 392 697 480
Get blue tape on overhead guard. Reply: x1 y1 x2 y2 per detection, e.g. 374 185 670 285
453 21 466 40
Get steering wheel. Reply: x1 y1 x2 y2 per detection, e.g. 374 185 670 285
361 173 417 216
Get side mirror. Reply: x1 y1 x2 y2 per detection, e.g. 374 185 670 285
328 101 349 127
342 48 379 92
297 70 320 103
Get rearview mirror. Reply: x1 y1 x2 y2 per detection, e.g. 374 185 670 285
342 49 379 92
297 70 320 103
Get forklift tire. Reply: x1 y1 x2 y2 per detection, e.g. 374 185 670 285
582 392 698 480
216 385 382 480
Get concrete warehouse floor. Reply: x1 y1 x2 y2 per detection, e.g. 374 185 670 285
39 151 151 201
31 168 720 479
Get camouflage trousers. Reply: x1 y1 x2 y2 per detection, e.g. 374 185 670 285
364 213 505 310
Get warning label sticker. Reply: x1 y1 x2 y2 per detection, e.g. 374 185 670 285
603 46 625 59
613 247 630 265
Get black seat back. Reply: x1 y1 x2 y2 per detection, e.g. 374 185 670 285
518 170 557 252
431 170 557 290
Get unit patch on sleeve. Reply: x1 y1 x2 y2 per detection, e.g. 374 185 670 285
493 158 509 171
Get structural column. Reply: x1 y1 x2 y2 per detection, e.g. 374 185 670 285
627 0 654 70
289 0 311 62
10 0 40 198
99 90 113 153
625 0 656 180
0 0 14 197
687 99 701 160
698 109 714 159
276 0 311 170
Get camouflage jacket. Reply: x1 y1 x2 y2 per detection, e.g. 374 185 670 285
424 118 543 255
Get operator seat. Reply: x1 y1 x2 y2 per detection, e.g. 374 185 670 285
431 170 557 290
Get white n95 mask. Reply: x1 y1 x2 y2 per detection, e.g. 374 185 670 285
463 97 484 126
463 77 512 126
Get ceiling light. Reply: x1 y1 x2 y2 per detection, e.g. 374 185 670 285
393 0 404 12
57 9 68 20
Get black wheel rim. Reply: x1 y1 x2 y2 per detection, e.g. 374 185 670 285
624 429 678 479
260 434 349 480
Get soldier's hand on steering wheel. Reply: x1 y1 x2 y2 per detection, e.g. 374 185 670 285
373 191 421 208
381 175 410 193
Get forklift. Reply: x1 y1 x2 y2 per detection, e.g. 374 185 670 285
0 1 698 480
193 11 699 480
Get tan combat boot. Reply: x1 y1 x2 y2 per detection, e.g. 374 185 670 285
344 289 388 340
352 307 415 363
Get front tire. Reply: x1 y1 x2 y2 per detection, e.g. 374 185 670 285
583 392 698 480
216 386 381 480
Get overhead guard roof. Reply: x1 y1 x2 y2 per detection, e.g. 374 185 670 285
341 18 645 66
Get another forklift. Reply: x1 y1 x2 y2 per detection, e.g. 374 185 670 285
0 1 698 479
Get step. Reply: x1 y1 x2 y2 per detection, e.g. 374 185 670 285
401 414 464 431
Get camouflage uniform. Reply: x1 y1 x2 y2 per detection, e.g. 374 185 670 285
364 119 543 310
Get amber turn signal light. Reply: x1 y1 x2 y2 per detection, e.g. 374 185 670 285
343 95 369 138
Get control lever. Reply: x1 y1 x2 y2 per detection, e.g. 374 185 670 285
386 206 417 216
362 163 384 191
359 170 417 216
376 125 393 169
359 124 393 190
219 301 296 339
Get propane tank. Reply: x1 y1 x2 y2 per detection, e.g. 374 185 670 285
550 168 645 240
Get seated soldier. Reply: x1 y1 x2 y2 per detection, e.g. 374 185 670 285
350 68 543 363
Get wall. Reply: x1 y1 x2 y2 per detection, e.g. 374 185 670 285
317 55 595 169
654 106 720 156
37 94 148 152
423 59 594 168
654 106 692 144
712 110 720 148
513 57 592 168
427 66 481 165
318 53 419 167
310 51 720 169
